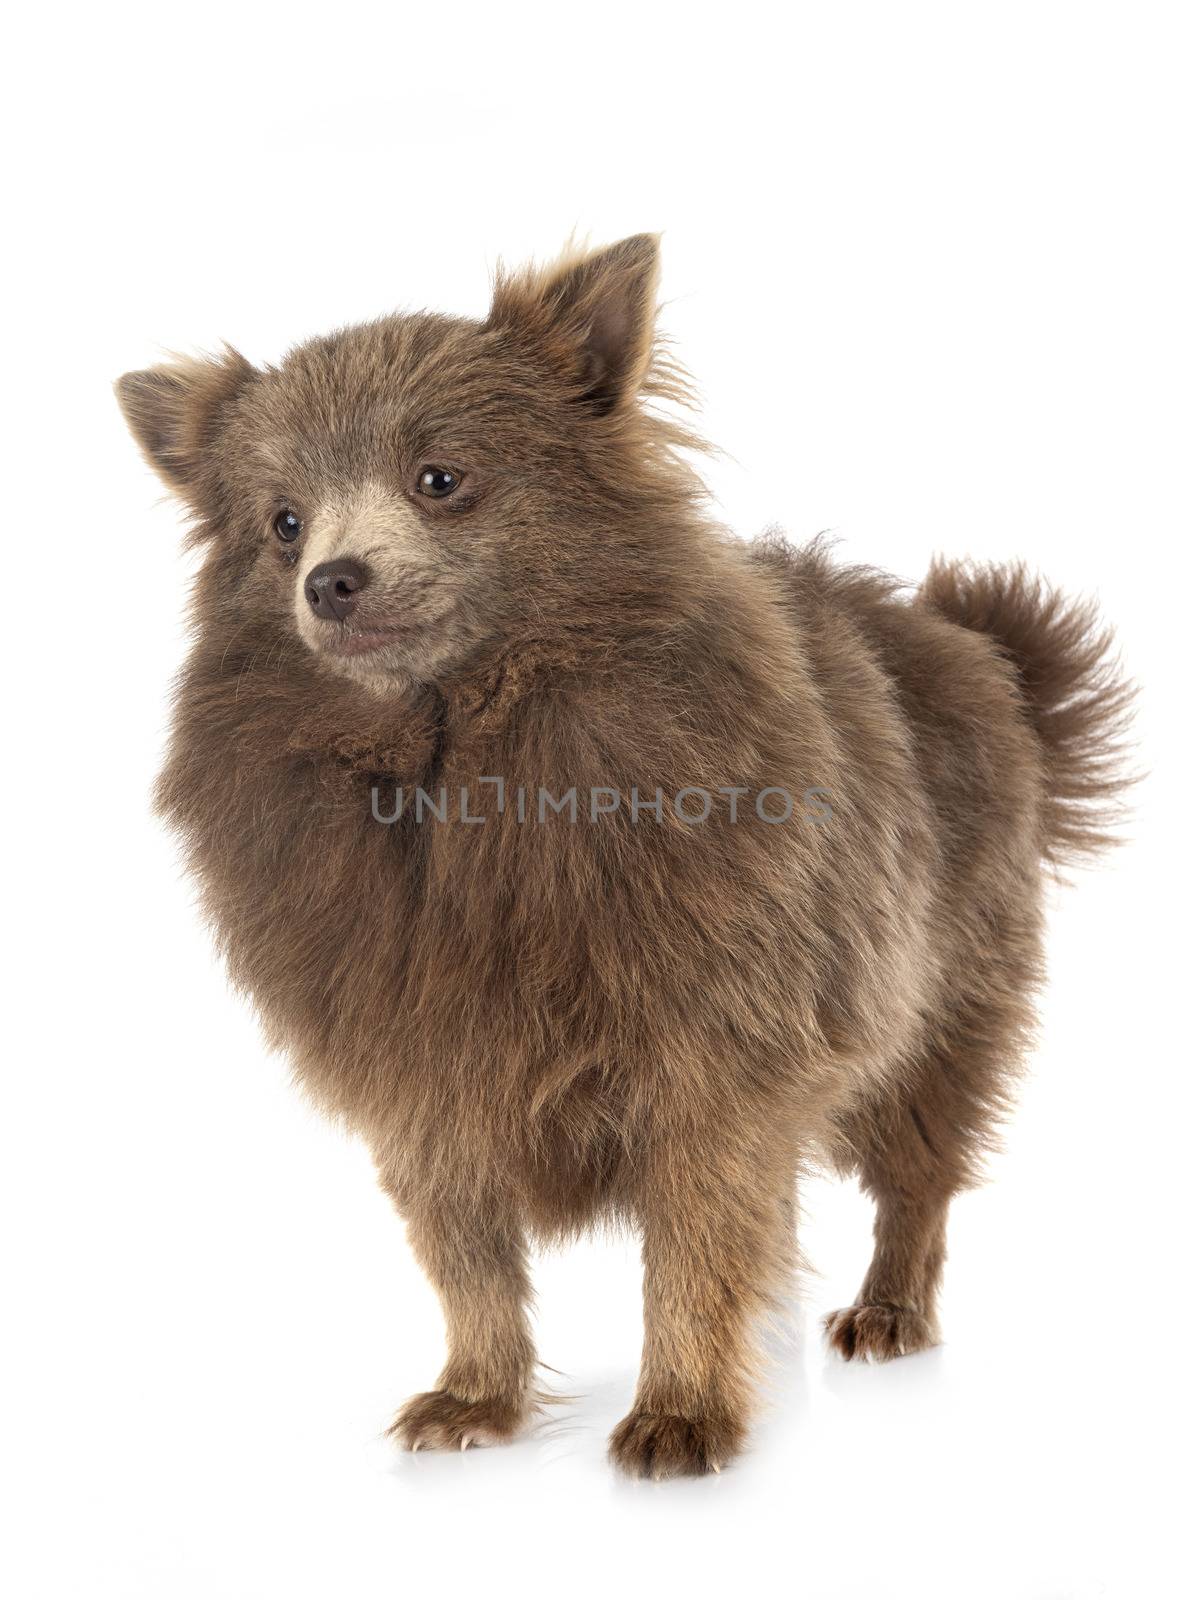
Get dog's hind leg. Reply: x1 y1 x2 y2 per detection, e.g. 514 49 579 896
826 984 1033 1362
824 1125 952 1361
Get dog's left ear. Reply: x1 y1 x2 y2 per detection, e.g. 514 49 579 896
115 347 257 501
487 234 661 414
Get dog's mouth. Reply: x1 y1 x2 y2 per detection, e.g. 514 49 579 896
326 625 413 658
308 604 461 667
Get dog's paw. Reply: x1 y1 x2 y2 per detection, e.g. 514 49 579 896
823 1302 939 1362
389 1388 526 1453
608 1409 742 1479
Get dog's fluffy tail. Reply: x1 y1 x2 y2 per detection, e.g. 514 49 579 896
920 559 1137 869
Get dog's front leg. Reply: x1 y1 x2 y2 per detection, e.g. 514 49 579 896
610 1150 794 1478
388 1199 536 1452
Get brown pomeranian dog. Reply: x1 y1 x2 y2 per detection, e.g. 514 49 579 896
117 235 1134 1477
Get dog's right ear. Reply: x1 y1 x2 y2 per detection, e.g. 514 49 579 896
115 347 256 499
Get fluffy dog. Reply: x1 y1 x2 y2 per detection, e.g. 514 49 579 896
117 235 1134 1477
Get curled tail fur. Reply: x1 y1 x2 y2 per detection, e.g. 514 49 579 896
920 559 1137 868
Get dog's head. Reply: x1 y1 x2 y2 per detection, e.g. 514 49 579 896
118 235 696 690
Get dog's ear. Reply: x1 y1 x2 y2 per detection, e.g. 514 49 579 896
487 234 661 414
115 347 256 498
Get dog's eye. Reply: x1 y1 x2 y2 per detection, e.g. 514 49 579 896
274 508 302 542
417 467 460 499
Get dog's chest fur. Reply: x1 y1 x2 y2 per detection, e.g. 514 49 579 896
157 563 980 1232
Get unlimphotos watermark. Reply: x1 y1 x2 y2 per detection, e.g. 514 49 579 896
369 780 833 827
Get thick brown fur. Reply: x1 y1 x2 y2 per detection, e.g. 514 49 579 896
117 235 1135 1477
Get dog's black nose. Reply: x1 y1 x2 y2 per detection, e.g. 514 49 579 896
304 558 369 622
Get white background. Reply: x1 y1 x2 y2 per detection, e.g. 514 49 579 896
4 4 1193 1597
